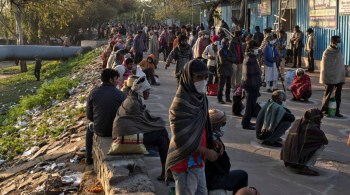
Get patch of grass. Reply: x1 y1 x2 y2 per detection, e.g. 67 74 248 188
0 50 99 159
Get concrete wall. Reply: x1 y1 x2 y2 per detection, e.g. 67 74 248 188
81 40 108 49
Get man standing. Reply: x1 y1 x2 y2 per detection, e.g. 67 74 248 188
290 25 304 68
252 26 264 47
159 27 170 61
166 59 222 195
133 30 145 64
217 38 234 104
320 35 345 117
305 28 316 73
230 31 244 89
85 69 126 164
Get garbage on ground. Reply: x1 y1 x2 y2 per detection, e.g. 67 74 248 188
22 146 40 157
87 185 104 193
70 155 79 163
62 172 83 187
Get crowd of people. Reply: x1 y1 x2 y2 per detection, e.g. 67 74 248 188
84 20 346 194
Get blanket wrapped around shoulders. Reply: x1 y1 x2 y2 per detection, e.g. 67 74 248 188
257 99 286 133
112 91 165 139
165 60 213 172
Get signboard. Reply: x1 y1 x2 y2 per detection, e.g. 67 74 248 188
340 0 350 15
258 0 271 16
309 0 337 29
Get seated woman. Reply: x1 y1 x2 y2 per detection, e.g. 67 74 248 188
112 76 170 181
290 68 312 102
205 109 248 194
256 90 295 147
281 108 328 176
138 54 159 85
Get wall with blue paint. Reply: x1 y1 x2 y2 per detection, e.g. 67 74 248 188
249 0 349 65
296 0 350 65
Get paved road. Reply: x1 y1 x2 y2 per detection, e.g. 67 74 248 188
143 57 350 195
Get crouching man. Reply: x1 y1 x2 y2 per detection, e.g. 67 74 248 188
256 90 295 147
281 108 328 176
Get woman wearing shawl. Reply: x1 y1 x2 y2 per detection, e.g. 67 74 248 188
290 68 312 101
256 90 295 147
166 59 223 195
281 108 328 176
112 76 170 181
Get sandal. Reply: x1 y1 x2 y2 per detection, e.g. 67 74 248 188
297 166 319 176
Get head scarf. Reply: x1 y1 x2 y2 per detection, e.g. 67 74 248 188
166 60 212 172
131 76 151 98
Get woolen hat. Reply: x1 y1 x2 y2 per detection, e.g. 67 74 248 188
209 109 226 125
189 59 212 75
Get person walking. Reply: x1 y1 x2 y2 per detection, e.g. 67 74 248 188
252 26 264 47
34 57 42 81
165 59 223 195
320 36 345 117
133 30 145 64
305 28 316 73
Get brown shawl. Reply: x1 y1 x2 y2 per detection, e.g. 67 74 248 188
281 109 328 165
112 91 165 138
165 60 213 172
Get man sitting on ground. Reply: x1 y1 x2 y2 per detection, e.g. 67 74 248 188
290 68 312 102
112 76 170 181
281 108 328 176
206 109 248 194
256 90 295 147
85 69 126 164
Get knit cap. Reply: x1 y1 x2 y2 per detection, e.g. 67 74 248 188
209 109 226 125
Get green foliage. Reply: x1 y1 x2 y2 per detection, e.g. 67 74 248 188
0 50 98 159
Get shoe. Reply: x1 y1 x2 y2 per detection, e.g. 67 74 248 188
297 166 319 176
218 100 225 104
242 125 255 130
85 157 93 165
303 98 309 102
335 113 344 117
226 99 232 103
266 89 273 93
261 141 282 147
250 122 256 126
232 113 243 117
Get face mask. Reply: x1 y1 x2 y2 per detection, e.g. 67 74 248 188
253 49 259 55
282 101 286 107
218 126 226 137
194 80 207 94
336 43 341 49
270 40 276 45
204 35 209 38
214 41 219 46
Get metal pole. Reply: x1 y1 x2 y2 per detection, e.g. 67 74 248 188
278 0 282 30
192 0 194 28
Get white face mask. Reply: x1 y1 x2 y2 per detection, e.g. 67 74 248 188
253 49 259 55
270 40 276 45
336 43 341 49
194 80 208 94
214 41 220 46
204 35 209 38
218 126 226 137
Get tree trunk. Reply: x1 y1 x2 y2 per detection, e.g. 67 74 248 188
232 0 246 28
14 6 27 72
206 0 222 29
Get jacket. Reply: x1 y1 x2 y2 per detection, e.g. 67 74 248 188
229 40 243 64
133 35 144 53
305 33 316 52
241 52 262 90
202 44 220 67
263 44 279 67
217 47 234 77
253 31 264 46
86 83 126 137
166 44 193 77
